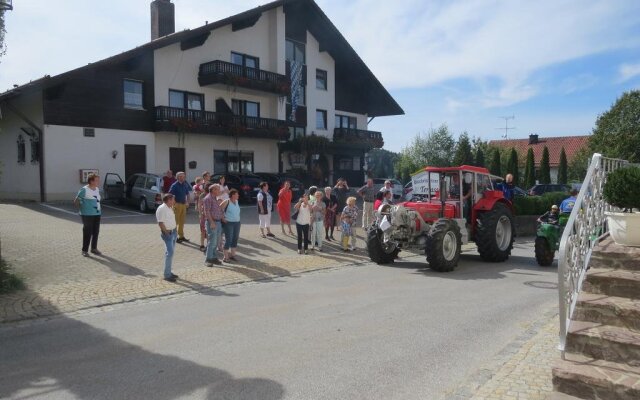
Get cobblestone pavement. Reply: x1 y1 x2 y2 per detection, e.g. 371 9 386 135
448 308 558 400
0 202 420 322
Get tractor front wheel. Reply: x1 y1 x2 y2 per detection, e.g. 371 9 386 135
535 236 555 266
426 219 462 272
476 203 515 262
367 228 399 265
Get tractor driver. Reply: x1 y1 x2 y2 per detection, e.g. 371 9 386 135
449 173 472 221
537 204 560 225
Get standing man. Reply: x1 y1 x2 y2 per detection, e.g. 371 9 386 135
169 171 192 243
203 184 224 267
560 189 579 214
162 170 176 193
498 173 516 202
74 173 102 257
156 193 179 282
380 180 393 194
357 178 375 229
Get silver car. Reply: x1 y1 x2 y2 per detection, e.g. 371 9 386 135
123 173 163 212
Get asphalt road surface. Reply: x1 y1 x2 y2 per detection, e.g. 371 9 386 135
0 241 557 400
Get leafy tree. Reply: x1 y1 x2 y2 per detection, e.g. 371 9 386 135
489 148 502 176
568 147 590 182
589 90 640 163
524 148 536 188
506 148 519 185
474 147 485 167
539 146 551 184
603 166 640 211
558 147 568 184
394 124 455 182
453 132 474 166
368 148 398 179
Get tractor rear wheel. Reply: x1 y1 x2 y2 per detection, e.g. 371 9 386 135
535 237 555 266
476 203 515 262
367 228 399 265
426 219 462 272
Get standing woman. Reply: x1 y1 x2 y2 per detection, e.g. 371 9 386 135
220 189 241 262
333 178 350 231
311 191 326 251
193 177 206 251
74 173 102 257
294 193 311 254
323 186 337 241
277 180 294 235
257 182 275 238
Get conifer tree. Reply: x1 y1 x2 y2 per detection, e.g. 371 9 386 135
507 148 519 185
524 148 536 188
489 148 502 176
558 147 568 184
539 146 551 184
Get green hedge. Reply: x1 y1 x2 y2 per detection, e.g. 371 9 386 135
513 192 570 216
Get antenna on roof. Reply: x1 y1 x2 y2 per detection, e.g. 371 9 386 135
496 115 515 139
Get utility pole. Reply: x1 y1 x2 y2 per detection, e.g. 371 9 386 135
496 115 515 139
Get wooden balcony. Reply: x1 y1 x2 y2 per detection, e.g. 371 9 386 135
198 60 290 96
333 127 384 149
154 106 290 141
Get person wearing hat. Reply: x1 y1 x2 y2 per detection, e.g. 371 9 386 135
538 205 560 225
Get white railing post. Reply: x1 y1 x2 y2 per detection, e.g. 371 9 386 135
557 153 629 354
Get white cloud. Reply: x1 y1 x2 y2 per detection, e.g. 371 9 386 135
559 74 598 94
618 62 640 83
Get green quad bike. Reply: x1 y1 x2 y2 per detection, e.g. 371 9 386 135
534 214 569 266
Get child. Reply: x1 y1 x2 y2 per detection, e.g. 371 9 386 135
341 196 359 251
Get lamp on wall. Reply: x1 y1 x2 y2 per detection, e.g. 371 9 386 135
111 150 118 159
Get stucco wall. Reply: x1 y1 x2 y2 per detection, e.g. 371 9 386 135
43 125 155 201
154 132 278 182
153 7 285 120
304 31 336 138
0 92 44 200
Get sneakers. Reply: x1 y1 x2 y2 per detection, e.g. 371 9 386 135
163 276 177 282
81 251 89 257
90 249 102 255
266 232 276 237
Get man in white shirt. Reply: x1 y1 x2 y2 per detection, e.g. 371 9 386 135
156 193 179 282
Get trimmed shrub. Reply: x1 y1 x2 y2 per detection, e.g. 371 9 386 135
603 166 640 212
514 192 569 216
0 258 24 294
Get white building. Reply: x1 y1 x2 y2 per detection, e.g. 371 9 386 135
0 0 403 201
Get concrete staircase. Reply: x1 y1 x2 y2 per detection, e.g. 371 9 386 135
551 236 640 400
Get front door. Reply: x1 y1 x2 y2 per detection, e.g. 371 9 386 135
124 144 146 180
169 147 185 174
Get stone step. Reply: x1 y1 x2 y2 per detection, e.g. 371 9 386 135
590 237 640 271
582 268 640 299
565 321 640 367
552 352 640 400
573 293 640 332
548 392 584 400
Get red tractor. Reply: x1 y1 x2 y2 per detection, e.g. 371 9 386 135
366 166 515 272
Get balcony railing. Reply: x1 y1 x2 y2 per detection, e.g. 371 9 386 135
0 0 12 11
198 60 290 96
154 106 290 141
333 127 384 149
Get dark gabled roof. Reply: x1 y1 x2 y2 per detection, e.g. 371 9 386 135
0 0 403 117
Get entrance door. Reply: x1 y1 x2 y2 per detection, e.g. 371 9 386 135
169 147 185 174
124 144 146 180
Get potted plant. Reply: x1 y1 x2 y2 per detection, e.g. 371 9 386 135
603 165 640 246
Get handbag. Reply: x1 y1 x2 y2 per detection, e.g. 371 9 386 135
291 210 299 220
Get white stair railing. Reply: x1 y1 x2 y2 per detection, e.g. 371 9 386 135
557 153 628 353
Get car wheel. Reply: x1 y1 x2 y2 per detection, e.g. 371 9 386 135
139 198 148 213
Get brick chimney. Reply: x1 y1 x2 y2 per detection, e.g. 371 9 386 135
529 134 539 145
151 0 175 41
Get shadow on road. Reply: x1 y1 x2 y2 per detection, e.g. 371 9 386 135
0 290 284 400
381 252 556 281
89 253 151 277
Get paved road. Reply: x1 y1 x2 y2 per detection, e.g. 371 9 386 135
0 240 557 400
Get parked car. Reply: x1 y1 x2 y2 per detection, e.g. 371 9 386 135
371 178 403 199
211 173 262 204
528 184 570 196
103 172 125 204
276 175 305 202
122 173 163 212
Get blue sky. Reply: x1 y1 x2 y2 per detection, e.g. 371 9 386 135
1 0 640 152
